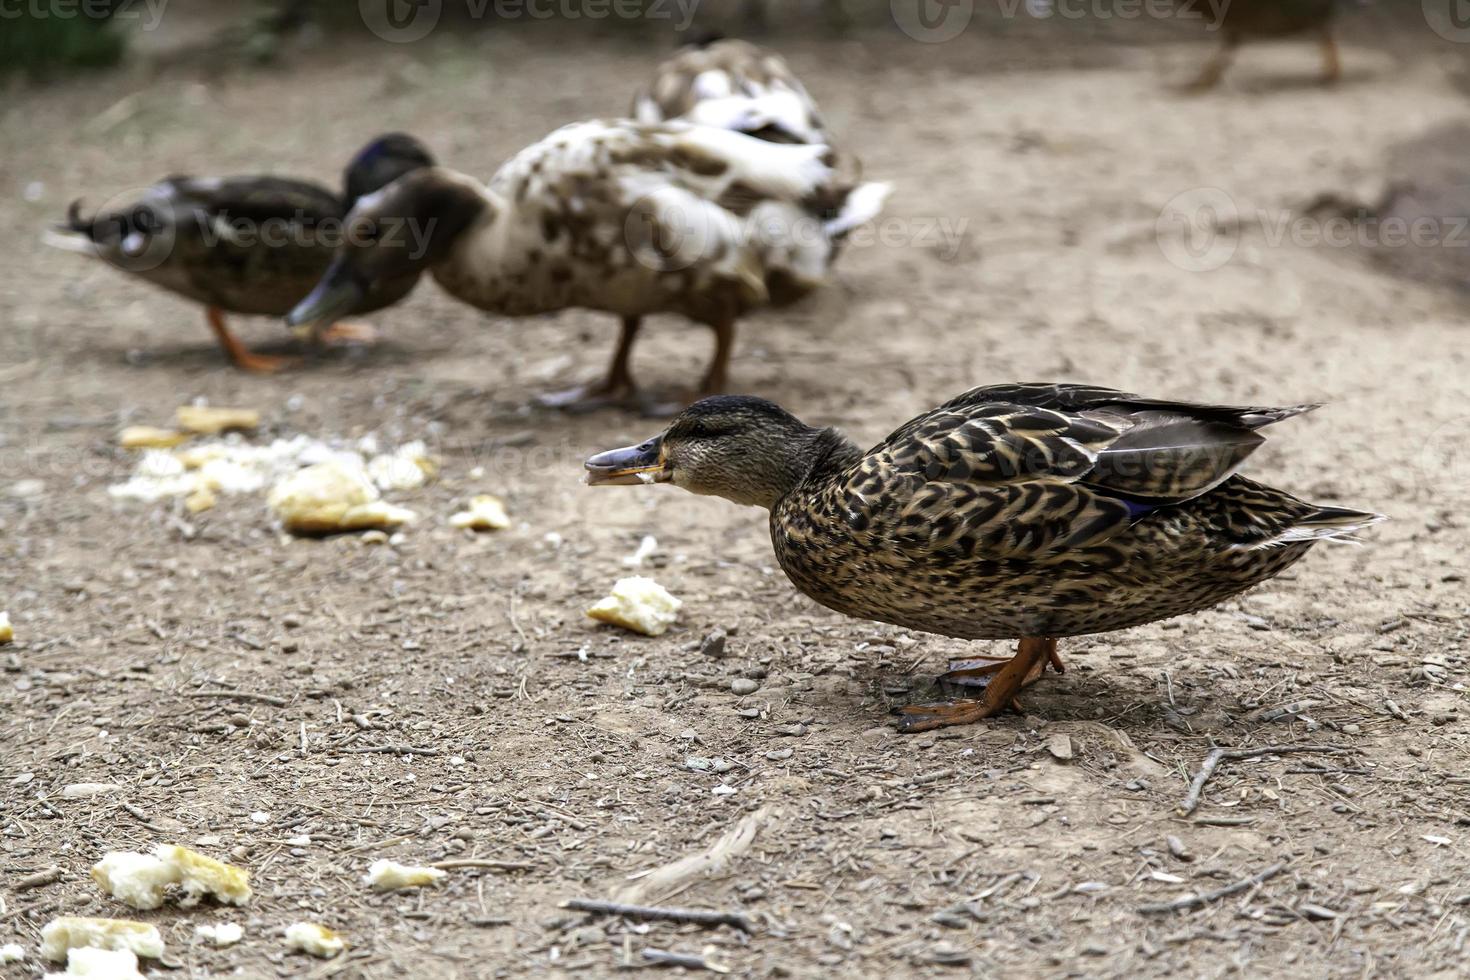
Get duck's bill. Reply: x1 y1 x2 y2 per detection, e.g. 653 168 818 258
286 258 364 331
584 437 669 487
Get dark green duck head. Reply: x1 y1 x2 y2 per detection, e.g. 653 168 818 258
585 395 846 509
342 132 437 213
287 166 485 331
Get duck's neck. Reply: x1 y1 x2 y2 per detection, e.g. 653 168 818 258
765 426 861 510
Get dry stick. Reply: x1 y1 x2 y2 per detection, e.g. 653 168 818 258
561 899 753 933
1178 745 1353 816
642 948 729 973
14 868 63 891
182 690 288 707
1137 862 1287 915
339 745 442 756
430 859 536 873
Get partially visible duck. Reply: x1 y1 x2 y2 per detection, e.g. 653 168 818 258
287 119 889 412
1182 0 1341 92
48 133 434 372
585 384 1383 729
633 37 827 146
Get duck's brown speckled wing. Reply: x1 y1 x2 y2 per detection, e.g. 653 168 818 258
852 383 1316 560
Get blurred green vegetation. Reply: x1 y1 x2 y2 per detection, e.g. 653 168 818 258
0 6 126 76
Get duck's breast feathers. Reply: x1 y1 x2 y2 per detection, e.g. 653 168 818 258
634 39 826 145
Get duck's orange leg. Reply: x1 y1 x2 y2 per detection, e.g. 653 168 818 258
318 320 380 346
1181 34 1238 93
1319 30 1341 86
205 307 296 373
896 637 1058 733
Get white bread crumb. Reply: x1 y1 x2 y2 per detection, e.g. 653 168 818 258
39 917 164 962
90 845 251 911
194 923 243 947
0 944 25 963
0 611 11 645
364 859 448 891
587 577 682 636
268 461 416 535
448 495 510 531
43 947 144 980
284 922 344 958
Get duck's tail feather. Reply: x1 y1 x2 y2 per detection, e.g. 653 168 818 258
823 181 890 239
42 200 103 255
1259 506 1386 548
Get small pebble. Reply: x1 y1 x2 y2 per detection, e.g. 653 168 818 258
700 629 728 659
731 678 759 696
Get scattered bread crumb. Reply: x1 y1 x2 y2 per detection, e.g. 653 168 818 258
0 944 24 964
118 426 188 450
89 853 177 911
40 917 164 962
364 859 448 891
0 611 11 645
587 576 682 636
366 441 437 491
43 947 144 980
449 494 510 531
622 534 658 567
284 922 344 959
194 923 243 947
267 461 416 535
175 406 260 435
156 844 252 907
91 846 251 911
185 487 216 514
61 783 122 799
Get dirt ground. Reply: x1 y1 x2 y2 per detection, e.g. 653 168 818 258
3 5 1470 978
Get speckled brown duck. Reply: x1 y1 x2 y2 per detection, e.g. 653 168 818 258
633 37 827 146
287 119 888 413
1184 0 1342 91
47 134 434 373
585 384 1382 731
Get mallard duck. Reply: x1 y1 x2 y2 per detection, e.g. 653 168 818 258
287 120 889 412
585 384 1383 731
47 133 435 372
1183 0 1340 92
633 37 827 146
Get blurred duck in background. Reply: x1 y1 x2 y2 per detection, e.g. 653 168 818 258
47 133 434 372
633 36 827 146
287 119 889 414
1183 0 1342 92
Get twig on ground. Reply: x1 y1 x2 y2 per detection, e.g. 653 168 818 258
1178 745 1353 816
338 745 441 756
641 947 730 973
618 806 773 903
1137 862 1287 915
182 689 288 707
430 859 535 872
15 867 62 891
561 899 753 932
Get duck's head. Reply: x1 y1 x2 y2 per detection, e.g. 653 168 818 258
286 167 484 330
584 395 824 509
342 133 436 212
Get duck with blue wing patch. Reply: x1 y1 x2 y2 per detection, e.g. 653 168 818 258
585 383 1383 731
